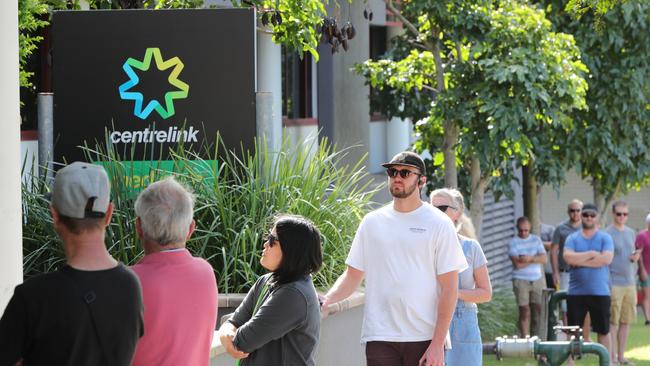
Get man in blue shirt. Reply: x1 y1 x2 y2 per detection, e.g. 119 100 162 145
509 216 547 337
563 203 614 362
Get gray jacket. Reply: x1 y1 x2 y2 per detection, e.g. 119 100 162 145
230 273 320 366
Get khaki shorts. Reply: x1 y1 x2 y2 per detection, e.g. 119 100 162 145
513 277 545 306
610 285 637 325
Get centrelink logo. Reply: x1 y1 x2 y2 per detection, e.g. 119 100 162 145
118 47 189 120
112 48 199 145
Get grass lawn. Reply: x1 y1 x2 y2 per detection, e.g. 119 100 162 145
483 312 650 366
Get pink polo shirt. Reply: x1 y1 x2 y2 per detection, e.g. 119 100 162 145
131 249 218 366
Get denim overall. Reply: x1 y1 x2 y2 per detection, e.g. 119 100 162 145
444 239 483 366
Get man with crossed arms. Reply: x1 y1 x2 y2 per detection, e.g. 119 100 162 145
563 203 614 362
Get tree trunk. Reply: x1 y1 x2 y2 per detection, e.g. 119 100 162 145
522 163 540 234
432 32 458 188
468 156 488 239
592 178 606 226
593 179 620 227
442 122 459 188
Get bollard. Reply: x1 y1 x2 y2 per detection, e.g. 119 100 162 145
539 288 554 341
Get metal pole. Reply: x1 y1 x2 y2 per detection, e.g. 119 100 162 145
37 92 54 183
547 290 567 341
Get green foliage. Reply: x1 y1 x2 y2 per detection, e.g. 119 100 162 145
145 0 204 8
231 0 326 61
566 0 624 18
447 1 588 192
357 0 588 202
543 0 650 203
85 0 203 9
478 287 518 341
22 136 378 293
18 0 49 89
87 0 328 59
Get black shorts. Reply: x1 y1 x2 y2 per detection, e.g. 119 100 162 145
567 295 611 335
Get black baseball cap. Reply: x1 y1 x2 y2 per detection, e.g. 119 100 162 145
582 203 598 213
381 151 426 175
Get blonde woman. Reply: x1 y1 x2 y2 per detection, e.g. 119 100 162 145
430 188 492 365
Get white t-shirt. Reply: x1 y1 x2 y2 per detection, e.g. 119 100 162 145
346 202 468 343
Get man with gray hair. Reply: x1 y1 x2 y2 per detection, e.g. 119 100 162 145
131 177 218 366
0 162 144 366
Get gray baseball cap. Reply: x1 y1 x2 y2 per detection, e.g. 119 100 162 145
51 162 110 219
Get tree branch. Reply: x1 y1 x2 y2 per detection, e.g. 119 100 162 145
431 26 445 92
384 0 434 50
421 84 440 93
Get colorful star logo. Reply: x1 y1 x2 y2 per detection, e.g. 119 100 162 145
118 48 189 120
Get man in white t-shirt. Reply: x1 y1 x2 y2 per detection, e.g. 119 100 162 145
321 151 467 366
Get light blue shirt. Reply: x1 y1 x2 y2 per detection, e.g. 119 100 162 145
565 230 614 296
508 234 545 281
458 237 488 308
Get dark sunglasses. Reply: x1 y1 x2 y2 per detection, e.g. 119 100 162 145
517 228 530 233
264 233 279 246
568 208 581 213
615 212 628 217
386 167 419 179
582 212 597 218
435 205 456 213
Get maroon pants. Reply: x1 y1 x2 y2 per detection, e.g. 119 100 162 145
365 340 431 366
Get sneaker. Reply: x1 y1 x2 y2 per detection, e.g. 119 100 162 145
646 320 650 326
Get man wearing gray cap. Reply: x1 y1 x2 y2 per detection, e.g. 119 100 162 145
0 162 144 366
321 151 467 366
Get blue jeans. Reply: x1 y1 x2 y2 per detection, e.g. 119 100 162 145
445 302 482 366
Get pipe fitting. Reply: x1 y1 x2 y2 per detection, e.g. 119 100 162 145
494 336 539 360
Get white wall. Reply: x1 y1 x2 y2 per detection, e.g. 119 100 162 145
0 0 24 312
284 125 319 159
211 294 366 366
368 121 387 173
256 26 282 153
21 139 39 185
331 1 371 171
539 169 650 231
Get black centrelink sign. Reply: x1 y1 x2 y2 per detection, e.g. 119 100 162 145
52 9 256 184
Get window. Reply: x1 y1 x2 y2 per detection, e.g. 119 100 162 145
281 47 314 119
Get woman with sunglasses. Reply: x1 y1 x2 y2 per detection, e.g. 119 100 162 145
218 215 323 366
430 188 492 366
